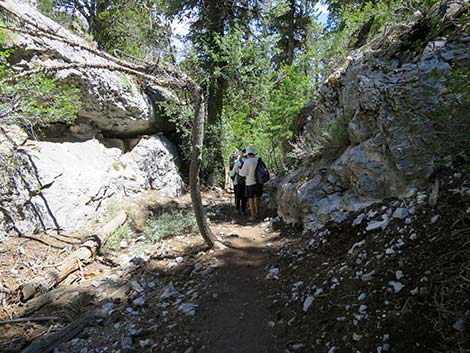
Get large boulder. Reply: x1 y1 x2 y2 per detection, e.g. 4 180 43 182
275 2 469 232
0 126 183 237
1 0 175 138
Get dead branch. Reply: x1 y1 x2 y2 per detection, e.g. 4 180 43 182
429 178 440 207
19 211 127 302
0 316 59 325
1 62 186 90
21 315 94 353
19 288 75 317
0 4 216 250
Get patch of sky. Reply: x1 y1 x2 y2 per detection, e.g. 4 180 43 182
170 2 330 61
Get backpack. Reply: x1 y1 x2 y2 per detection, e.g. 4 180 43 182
229 151 240 181
230 159 245 184
255 158 270 185
237 160 246 185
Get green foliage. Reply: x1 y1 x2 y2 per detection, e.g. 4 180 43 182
322 0 441 72
0 74 81 127
95 1 173 60
429 66 470 161
143 209 197 244
0 32 81 130
104 223 133 251
288 118 349 164
37 0 174 61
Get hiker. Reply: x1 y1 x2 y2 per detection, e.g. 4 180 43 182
239 146 262 220
230 149 248 215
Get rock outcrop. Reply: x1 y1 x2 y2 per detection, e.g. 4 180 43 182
275 1 469 232
0 126 183 238
1 0 175 139
0 1 187 239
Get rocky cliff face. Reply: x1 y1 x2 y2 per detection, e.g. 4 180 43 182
275 1 469 232
0 126 183 238
0 1 185 238
2 0 175 141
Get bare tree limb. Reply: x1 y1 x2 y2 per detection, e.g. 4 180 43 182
0 11 217 249
0 317 59 325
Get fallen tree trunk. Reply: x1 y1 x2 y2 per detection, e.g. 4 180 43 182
0 4 217 249
21 315 94 353
20 211 127 302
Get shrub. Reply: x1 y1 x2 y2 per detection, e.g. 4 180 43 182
143 209 197 244
104 223 133 251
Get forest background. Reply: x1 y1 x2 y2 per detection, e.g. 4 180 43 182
1 0 448 185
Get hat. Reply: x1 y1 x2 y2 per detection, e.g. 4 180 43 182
245 146 257 156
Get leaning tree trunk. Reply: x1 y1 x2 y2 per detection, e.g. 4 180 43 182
189 85 217 248
0 3 218 249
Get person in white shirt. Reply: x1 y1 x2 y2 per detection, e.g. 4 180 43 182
230 150 247 215
239 146 262 220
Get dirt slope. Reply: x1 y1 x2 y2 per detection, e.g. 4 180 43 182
1 169 469 353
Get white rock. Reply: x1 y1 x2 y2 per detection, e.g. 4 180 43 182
410 287 419 295
268 321 275 328
453 319 465 332
133 296 145 306
352 333 362 341
393 208 409 219
119 240 128 249
395 270 404 280
179 303 198 316
328 347 337 353
176 256 184 263
358 293 367 301
139 339 151 348
121 337 132 349
161 282 179 299
431 215 440 223
291 343 305 350
107 274 119 283
366 215 390 231
348 240 366 254
359 305 368 312
130 281 144 293
389 281 405 293
303 295 315 312
266 268 280 280
361 270 376 281
353 214 366 226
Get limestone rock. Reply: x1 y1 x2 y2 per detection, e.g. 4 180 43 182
0 128 183 236
273 3 468 232
2 0 175 137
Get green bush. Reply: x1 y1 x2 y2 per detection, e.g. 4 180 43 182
104 224 133 251
143 209 197 244
0 26 81 130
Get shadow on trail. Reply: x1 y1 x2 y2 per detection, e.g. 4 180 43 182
0 197 297 353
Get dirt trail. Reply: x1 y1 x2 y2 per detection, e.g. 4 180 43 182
191 220 277 352
0 193 285 353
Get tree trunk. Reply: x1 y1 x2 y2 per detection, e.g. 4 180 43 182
286 0 296 66
189 85 217 248
0 11 217 249
19 211 127 302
